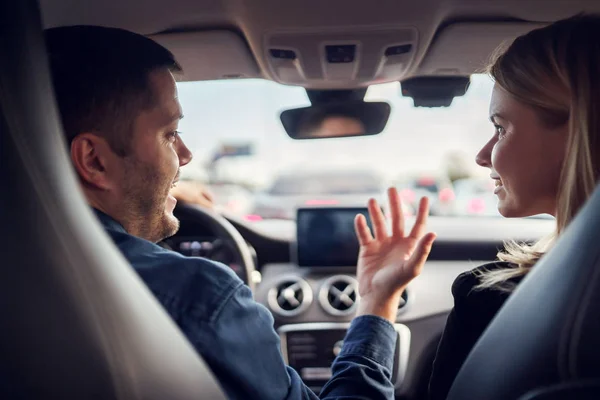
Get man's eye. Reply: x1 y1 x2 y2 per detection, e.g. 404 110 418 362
168 131 181 141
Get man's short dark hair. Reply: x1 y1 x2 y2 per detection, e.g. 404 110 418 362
45 25 182 156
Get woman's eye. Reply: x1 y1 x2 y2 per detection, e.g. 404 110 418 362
494 124 506 137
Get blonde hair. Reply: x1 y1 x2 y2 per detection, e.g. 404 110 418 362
476 14 600 291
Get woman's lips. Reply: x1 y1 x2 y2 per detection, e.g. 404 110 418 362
490 176 503 194
493 180 503 194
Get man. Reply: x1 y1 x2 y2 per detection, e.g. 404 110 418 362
45 25 432 400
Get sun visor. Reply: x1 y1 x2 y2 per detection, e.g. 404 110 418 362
417 22 545 76
151 30 261 82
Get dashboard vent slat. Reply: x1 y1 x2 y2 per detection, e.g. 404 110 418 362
319 275 359 316
397 289 410 316
268 277 313 317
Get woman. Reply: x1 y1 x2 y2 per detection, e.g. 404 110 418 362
354 14 600 400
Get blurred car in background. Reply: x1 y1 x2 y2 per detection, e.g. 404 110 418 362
452 177 501 217
395 173 455 216
208 183 255 217
251 169 413 221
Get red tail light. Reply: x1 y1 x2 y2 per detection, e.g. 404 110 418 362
305 199 339 206
399 189 416 204
244 214 263 222
417 177 436 186
226 200 241 212
439 188 455 203
467 198 485 214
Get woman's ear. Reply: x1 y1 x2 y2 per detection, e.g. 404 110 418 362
70 133 115 190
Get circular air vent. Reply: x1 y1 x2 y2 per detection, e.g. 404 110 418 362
267 277 313 317
397 289 410 316
319 275 359 316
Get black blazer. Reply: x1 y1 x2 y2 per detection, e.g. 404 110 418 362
428 262 523 400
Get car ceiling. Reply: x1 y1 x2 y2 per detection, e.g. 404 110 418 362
40 0 600 88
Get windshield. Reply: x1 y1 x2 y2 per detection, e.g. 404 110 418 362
268 171 384 196
176 75 502 221
411 178 442 193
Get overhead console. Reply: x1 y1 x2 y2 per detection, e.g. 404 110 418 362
263 26 418 89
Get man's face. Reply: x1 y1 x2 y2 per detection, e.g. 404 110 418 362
114 69 192 242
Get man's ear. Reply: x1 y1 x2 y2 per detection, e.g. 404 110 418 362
70 133 116 190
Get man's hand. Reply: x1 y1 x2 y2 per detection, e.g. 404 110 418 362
354 188 436 323
170 180 215 209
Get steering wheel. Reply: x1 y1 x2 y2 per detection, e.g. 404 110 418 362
171 203 257 291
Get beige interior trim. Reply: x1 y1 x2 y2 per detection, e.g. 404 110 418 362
152 30 261 82
416 22 546 76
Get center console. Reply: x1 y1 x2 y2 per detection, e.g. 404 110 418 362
271 207 410 392
278 323 411 392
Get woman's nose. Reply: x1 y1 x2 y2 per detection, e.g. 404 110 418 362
476 138 494 168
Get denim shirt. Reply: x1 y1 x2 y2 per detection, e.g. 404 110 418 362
96 209 398 400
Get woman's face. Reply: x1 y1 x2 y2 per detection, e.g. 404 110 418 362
475 84 567 218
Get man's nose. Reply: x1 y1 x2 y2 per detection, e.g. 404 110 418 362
177 138 193 167
475 138 493 168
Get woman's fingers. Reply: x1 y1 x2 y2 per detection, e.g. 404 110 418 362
406 232 437 276
368 198 388 239
409 197 430 239
354 213 373 246
388 187 405 237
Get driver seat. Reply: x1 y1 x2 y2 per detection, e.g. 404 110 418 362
0 1 226 398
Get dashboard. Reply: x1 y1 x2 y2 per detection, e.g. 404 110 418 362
295 207 372 267
163 235 255 282
170 205 554 398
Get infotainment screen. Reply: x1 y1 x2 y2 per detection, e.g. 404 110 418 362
296 207 373 267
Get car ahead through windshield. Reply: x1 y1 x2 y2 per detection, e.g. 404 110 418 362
251 169 414 220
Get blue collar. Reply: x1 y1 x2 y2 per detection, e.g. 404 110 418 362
93 208 127 234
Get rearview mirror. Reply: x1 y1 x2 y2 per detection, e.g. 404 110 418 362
280 101 391 140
